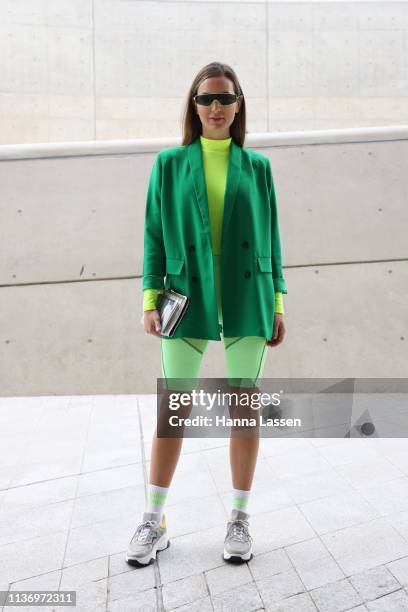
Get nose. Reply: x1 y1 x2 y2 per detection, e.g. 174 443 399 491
210 99 222 110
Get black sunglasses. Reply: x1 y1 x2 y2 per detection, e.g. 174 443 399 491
193 93 241 106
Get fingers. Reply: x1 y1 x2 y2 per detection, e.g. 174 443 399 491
152 311 161 335
142 310 162 337
267 323 285 347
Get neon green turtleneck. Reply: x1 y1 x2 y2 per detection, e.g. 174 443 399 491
143 135 284 314
200 134 231 255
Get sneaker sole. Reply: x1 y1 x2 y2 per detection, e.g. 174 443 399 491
126 534 170 567
223 548 253 563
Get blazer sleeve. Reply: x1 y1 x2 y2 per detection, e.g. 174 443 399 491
265 159 288 294
142 153 166 290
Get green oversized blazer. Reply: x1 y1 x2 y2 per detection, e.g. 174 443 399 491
142 135 287 341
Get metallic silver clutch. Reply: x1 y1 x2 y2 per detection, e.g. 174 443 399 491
155 288 190 337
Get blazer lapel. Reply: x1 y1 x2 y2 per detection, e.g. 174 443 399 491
187 136 242 241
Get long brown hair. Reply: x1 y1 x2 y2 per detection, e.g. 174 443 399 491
181 62 247 147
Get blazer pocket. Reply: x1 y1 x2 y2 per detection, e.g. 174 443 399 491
166 257 185 275
257 256 272 272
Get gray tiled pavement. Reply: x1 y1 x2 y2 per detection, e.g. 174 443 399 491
1 396 408 611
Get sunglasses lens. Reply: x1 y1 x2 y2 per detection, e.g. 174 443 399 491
195 95 212 106
195 93 237 106
219 94 237 105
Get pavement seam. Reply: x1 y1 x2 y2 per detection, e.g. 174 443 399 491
137 395 165 611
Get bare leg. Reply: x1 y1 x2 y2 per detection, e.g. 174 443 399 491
228 386 260 490
148 388 192 487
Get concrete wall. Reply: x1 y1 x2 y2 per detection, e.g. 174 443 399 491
0 125 407 396
1 1 408 144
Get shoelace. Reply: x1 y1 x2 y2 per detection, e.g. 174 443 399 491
228 520 252 542
133 520 157 544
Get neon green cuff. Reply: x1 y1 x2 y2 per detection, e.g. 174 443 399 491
143 288 163 311
275 291 284 314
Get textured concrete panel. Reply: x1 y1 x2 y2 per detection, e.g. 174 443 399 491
94 0 265 30
0 153 156 284
0 0 92 27
0 115 94 145
268 30 314 96
0 1 407 143
0 24 93 96
269 138 408 265
46 29 94 96
94 28 267 97
0 24 48 94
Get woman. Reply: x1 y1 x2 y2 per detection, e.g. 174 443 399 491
126 62 287 567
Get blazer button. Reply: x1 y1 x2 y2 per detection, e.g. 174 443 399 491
191 275 198 282
188 245 195 253
244 270 251 278
242 240 249 249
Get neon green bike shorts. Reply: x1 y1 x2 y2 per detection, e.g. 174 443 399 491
161 255 268 390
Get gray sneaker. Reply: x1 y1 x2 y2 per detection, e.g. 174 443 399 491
126 512 170 566
223 509 253 562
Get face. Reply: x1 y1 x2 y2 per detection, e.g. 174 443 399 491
193 75 242 139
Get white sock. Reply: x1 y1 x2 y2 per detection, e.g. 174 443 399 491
146 483 169 523
232 488 250 514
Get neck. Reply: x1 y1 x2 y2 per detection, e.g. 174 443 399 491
201 128 231 140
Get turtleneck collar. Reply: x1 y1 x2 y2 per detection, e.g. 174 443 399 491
200 134 232 152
